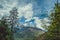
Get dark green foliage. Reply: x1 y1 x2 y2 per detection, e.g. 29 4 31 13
45 1 60 40
0 20 11 40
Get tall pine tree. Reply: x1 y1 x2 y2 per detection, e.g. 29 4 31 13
9 7 18 40
46 0 60 40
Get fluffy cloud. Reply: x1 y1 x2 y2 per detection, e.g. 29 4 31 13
0 0 33 19
43 18 50 26
23 17 50 30
0 0 51 30
34 17 50 31
25 18 32 22
0 0 34 28
23 23 28 26
18 3 33 19
0 0 18 18
33 17 45 30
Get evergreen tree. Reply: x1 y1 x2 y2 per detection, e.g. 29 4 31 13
9 7 19 40
46 0 60 40
0 17 11 40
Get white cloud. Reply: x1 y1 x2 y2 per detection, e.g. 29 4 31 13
23 17 50 30
33 17 44 29
18 3 33 19
0 0 51 31
0 0 33 20
0 0 34 28
25 18 33 22
33 17 50 30
23 22 35 27
45 23 50 26
0 0 18 18
43 18 50 22
43 17 50 26
23 23 28 26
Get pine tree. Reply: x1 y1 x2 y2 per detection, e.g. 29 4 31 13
46 0 60 40
0 17 11 40
9 7 18 40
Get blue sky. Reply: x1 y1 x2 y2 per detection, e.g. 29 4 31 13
0 0 60 30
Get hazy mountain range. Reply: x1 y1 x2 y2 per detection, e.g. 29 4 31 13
13 25 46 40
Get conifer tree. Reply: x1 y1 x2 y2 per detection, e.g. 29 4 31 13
0 17 11 40
9 7 18 40
46 0 60 40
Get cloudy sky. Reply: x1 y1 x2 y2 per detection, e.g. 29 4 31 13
0 0 59 30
